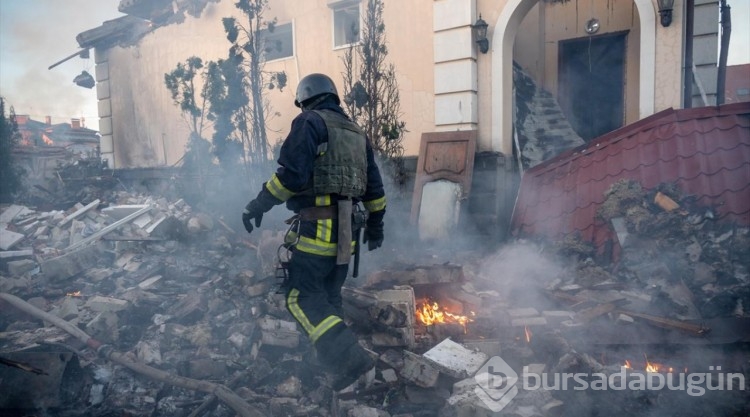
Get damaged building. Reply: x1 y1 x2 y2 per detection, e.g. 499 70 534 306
2 0 749 416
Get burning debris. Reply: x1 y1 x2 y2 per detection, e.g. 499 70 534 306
0 175 748 416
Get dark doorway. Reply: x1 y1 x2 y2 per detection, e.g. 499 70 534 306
558 32 627 141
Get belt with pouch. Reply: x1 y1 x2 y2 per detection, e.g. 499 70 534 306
297 201 354 265
297 205 338 221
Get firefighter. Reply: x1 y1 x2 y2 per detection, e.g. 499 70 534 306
242 73 386 390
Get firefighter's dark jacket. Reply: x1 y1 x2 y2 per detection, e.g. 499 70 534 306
256 101 386 257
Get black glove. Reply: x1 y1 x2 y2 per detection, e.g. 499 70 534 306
242 200 265 234
362 210 384 251
242 186 280 234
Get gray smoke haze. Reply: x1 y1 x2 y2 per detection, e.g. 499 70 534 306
0 0 122 129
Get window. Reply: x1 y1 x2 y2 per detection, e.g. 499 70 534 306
331 1 360 48
261 22 293 61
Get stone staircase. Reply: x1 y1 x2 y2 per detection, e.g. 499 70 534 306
514 63 585 170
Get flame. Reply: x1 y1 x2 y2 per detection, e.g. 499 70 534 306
622 355 679 373
524 326 532 343
644 354 659 373
66 291 82 297
645 361 660 373
416 299 473 329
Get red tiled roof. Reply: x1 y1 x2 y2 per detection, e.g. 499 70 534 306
511 102 750 250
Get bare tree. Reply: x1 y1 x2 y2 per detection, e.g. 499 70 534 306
342 0 406 166
221 0 286 170
164 0 286 201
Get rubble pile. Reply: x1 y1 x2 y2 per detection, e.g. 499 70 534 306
546 179 750 323
1 177 748 417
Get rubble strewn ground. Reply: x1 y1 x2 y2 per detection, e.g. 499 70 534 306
1 178 749 417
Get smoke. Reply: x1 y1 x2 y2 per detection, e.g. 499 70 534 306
479 241 565 306
0 0 123 128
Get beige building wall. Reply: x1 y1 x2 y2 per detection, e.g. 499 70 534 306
100 0 688 168
103 0 435 168
512 2 543 84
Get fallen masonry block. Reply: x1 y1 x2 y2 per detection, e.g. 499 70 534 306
56 297 79 321
444 388 509 417
0 228 25 251
245 278 274 297
33 225 48 238
366 263 465 288
452 376 480 396
374 286 416 327
371 286 416 347
168 291 207 325
135 340 162 365
381 368 398 383
0 205 31 225
462 339 502 358
401 350 440 388
0 249 33 259
258 316 300 348
21 220 39 233
132 213 153 229
188 358 227 380
541 311 574 325
276 376 303 398
41 244 102 281
146 215 184 238
371 327 415 348
379 349 405 370
422 338 488 379
86 311 119 343
452 286 484 309
6 259 36 276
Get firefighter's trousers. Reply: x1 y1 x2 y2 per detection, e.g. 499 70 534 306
284 250 369 375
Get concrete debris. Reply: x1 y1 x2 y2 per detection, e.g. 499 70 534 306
0 228 25 251
258 316 300 348
421 337 488 379
1 175 747 417
400 350 440 388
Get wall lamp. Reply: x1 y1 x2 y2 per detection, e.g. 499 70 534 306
473 14 489 54
657 0 674 27
74 70 95 89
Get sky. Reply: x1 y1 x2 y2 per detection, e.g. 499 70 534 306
0 0 748 133
0 0 123 131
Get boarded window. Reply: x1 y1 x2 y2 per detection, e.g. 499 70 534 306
332 2 360 47
261 22 293 61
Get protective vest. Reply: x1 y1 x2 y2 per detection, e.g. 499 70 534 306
311 110 367 198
